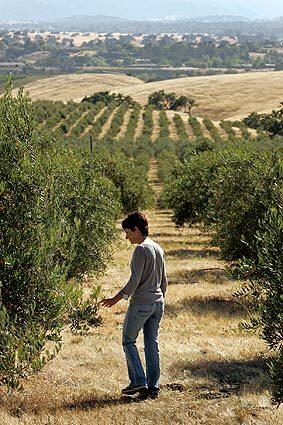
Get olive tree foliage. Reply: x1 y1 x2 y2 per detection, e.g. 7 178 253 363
162 139 283 403
243 103 283 137
235 194 283 404
0 82 120 389
163 144 281 261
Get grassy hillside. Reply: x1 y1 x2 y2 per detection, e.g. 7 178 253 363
13 71 283 120
116 71 283 120
11 73 143 102
0 75 50 95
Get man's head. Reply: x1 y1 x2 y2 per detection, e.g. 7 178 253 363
122 211 149 244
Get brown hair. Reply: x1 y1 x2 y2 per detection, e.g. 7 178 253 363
122 211 149 236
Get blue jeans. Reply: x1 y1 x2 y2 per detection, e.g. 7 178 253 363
122 301 164 389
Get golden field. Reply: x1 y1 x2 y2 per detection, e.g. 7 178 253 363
117 71 283 120
11 74 142 103
0 162 282 425
11 70 283 120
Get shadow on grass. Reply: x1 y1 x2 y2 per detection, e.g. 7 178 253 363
171 356 271 395
64 394 146 411
165 294 250 318
8 385 186 417
166 248 219 259
168 268 227 286
63 383 187 412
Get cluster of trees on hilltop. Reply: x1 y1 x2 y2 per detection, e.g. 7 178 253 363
148 90 198 115
82 91 136 107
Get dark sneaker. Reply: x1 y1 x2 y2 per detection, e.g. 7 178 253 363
122 384 148 396
147 387 160 399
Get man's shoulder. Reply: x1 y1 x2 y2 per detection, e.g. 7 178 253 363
141 238 163 253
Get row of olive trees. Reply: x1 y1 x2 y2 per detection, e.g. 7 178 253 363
0 83 151 390
161 138 283 404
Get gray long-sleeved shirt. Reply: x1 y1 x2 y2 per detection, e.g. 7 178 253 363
118 237 168 305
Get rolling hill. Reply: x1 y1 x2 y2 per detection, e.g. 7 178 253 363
116 71 283 120
14 71 283 120
11 73 143 103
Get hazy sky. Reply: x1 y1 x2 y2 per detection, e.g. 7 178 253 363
0 0 282 21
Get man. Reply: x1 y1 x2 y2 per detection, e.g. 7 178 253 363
100 211 168 399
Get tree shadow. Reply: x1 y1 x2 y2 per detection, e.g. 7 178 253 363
171 356 271 395
166 248 219 259
168 268 228 286
165 294 251 318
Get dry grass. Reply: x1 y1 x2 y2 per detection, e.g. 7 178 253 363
0 162 282 425
166 113 179 140
12 71 283 120
11 74 143 102
134 107 146 139
115 71 283 120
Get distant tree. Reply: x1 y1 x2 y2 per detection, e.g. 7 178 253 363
148 90 177 110
171 95 198 115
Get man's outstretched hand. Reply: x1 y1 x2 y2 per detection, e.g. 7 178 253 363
100 293 123 308
100 298 117 308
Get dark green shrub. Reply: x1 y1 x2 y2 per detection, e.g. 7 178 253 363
91 150 153 213
60 122 69 134
162 150 220 225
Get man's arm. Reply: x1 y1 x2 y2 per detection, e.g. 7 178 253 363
100 292 123 308
100 245 146 308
